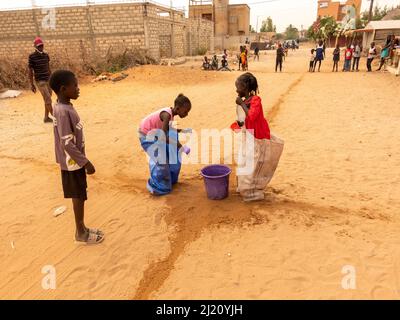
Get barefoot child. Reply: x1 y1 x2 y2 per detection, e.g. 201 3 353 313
309 49 316 72
50 70 104 245
313 40 325 72
139 94 191 195
332 44 340 72
234 73 284 201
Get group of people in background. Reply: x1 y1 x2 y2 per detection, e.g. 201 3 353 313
202 35 399 75
309 35 399 73
202 49 231 71
202 45 250 72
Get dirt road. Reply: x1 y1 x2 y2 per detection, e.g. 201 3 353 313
1 48 399 299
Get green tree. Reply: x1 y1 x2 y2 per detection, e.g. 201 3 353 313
307 16 338 41
355 17 366 29
285 24 299 40
260 17 276 32
249 25 255 33
361 5 390 21
275 33 284 40
306 25 315 40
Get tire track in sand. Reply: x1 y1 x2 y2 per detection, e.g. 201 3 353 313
132 178 385 300
267 74 305 123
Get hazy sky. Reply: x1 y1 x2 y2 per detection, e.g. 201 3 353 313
1 0 400 32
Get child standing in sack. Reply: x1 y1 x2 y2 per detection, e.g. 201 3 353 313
234 73 284 201
139 94 191 195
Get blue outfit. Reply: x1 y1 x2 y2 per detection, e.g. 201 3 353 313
139 129 181 195
315 46 324 61
381 47 389 59
344 59 351 71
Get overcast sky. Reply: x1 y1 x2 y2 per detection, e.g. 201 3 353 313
1 0 400 32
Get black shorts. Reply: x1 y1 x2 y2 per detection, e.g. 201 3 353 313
61 168 87 200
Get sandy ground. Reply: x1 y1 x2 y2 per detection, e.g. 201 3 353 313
0 48 400 299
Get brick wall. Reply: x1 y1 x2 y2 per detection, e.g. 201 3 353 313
0 2 214 66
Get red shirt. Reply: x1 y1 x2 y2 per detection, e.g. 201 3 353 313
345 48 353 60
244 96 270 140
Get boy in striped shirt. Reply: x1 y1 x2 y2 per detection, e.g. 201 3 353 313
28 37 53 123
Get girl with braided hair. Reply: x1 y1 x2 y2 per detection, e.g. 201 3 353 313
234 72 284 201
235 72 269 139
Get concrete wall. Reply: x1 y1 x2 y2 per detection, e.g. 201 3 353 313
317 0 362 20
189 2 250 37
214 34 256 51
228 5 250 36
214 0 229 37
318 0 340 19
188 4 213 20
0 2 214 65
187 18 215 55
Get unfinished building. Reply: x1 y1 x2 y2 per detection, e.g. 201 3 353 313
189 0 250 37
0 1 214 65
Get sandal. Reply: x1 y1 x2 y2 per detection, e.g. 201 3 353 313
75 232 105 245
87 228 104 236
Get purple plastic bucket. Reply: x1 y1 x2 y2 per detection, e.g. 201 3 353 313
200 165 232 200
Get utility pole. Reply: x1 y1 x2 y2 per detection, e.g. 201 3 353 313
31 0 40 36
256 16 262 33
368 0 374 22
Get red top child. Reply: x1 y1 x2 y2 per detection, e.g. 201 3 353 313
345 46 353 60
234 72 270 140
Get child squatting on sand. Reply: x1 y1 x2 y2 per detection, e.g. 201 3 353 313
139 94 192 195
234 72 284 202
50 70 105 245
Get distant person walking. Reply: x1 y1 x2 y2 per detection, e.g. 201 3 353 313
366 42 377 72
332 44 340 72
28 37 53 123
275 43 284 72
254 46 260 61
352 41 361 72
313 40 325 72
